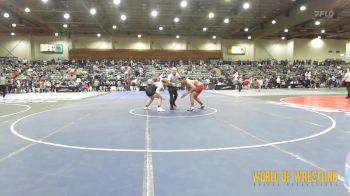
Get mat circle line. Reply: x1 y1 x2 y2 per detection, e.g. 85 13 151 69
129 107 218 118
9 103 336 153
0 103 31 118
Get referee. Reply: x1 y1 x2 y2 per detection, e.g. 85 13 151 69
167 67 181 110
343 69 350 99
0 73 7 98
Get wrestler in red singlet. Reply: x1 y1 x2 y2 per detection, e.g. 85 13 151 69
180 77 205 111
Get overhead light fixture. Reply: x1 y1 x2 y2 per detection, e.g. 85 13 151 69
272 20 276 24
138 34 141 38
224 18 230 23
340 53 345 57
120 14 127 21
300 5 306 11
24 8 31 13
63 24 68 28
212 35 217 39
284 28 288 33
63 13 70 19
174 17 179 23
11 23 16 27
208 12 215 19
151 10 158 17
243 2 250 9
55 33 59 37
3 13 9 18
41 0 48 3
203 27 207 32
244 28 249 32
112 25 117 29
176 35 180 39
90 8 96 15
97 33 101 37
113 0 121 5
248 35 252 40
180 0 188 8
11 32 15 36
159 26 163 31
321 29 326 34
315 21 321 26
281 36 285 40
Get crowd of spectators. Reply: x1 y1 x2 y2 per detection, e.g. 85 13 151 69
0 57 349 95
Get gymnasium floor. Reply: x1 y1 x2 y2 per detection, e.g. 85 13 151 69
0 89 350 196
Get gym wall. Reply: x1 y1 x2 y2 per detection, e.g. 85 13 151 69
0 34 348 61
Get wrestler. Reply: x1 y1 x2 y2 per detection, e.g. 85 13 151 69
180 77 205 111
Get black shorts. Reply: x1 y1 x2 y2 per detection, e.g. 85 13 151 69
145 88 156 97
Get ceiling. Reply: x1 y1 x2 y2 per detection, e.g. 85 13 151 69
0 0 350 39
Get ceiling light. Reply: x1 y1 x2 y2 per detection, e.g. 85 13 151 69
243 2 250 9
24 8 31 13
248 35 252 40
11 23 16 27
208 12 215 19
300 5 306 11
11 32 15 36
203 27 207 32
281 36 285 40
244 28 249 32
63 13 70 19
224 18 230 23
212 35 216 39
120 14 127 21
113 0 121 5
151 10 158 17
90 8 96 15
138 34 141 38
112 25 117 29
159 26 163 31
176 35 180 39
55 33 59 37
174 17 179 23
315 21 321 26
321 29 326 34
3 13 9 18
272 20 276 24
63 24 68 28
284 28 288 33
180 0 188 8
97 33 101 37
41 0 48 3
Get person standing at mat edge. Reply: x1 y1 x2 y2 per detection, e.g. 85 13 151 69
343 69 350 99
0 73 7 98
168 67 181 110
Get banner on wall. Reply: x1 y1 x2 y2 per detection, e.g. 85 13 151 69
227 46 245 55
40 44 63 54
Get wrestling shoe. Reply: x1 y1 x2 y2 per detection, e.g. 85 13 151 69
187 107 195 112
157 107 166 112
144 106 150 110
199 104 205 109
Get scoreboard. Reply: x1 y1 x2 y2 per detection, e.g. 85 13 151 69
40 44 64 53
